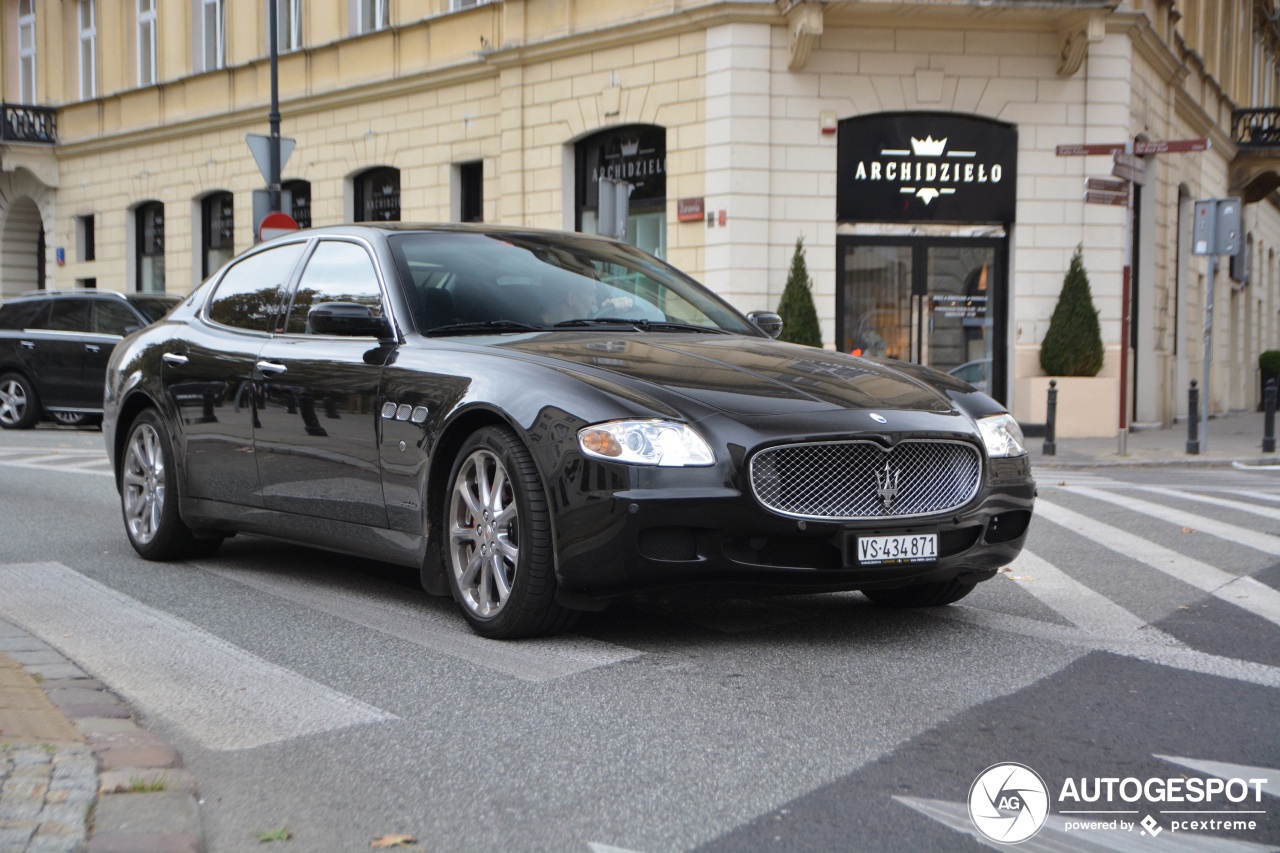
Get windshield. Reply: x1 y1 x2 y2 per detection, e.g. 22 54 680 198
129 296 181 323
387 231 759 336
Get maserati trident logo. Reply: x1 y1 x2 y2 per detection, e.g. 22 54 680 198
875 461 901 509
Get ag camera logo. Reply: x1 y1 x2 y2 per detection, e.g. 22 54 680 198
969 763 1050 844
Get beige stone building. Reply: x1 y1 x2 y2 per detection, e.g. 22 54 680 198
2 0 1279 435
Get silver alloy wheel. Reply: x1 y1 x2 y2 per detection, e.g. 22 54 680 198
50 411 88 426
448 447 519 618
122 422 166 546
0 378 28 427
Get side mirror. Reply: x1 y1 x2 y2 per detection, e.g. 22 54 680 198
747 311 784 339
307 302 390 338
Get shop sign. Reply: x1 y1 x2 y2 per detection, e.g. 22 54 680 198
677 197 705 222
577 124 666 208
838 112 1017 224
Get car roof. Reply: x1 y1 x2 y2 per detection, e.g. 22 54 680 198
7 290 180 303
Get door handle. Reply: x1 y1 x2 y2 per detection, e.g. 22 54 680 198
161 353 189 366
85 344 100 353
255 360 288 376
20 340 34 349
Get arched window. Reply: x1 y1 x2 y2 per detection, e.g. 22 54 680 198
354 167 400 222
201 191 234 278
283 179 311 228
135 201 165 292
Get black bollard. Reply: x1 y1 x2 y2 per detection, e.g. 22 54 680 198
1043 379 1057 456
1265 378 1276 453
1186 380 1200 455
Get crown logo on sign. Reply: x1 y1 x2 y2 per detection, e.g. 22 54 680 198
619 138 640 156
910 135 947 156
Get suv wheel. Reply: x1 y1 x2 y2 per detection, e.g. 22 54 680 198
0 373 41 429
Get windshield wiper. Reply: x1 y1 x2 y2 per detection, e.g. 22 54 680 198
552 318 728 334
425 320 542 337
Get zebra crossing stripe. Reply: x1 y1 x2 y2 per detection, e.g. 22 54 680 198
206 565 642 682
0 562 396 751
1068 486 1280 557
1130 485 1280 521
1035 499 1280 628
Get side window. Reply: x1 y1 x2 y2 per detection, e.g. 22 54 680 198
206 243 307 332
285 241 383 335
0 301 49 330
92 301 142 336
47 300 92 333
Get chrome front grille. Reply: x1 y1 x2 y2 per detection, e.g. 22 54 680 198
749 439 982 521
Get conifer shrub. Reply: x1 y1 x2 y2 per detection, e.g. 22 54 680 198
1039 245 1104 377
776 237 822 347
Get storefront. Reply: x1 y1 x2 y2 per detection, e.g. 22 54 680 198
574 124 667 260
836 112 1017 405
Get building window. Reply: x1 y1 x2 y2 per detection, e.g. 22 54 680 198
136 202 165 293
202 192 235 278
354 168 400 221
79 1 97 100
77 278 98 289
356 0 389 34
458 161 483 223
450 0 488 9
283 179 311 228
196 0 225 72
138 0 157 86
273 0 302 53
77 215 96 262
18 0 36 103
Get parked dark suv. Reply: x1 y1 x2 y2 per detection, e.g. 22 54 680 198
0 290 179 429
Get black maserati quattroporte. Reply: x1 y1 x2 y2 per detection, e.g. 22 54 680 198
104 224 1035 638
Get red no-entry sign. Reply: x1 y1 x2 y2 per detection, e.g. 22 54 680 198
258 211 300 242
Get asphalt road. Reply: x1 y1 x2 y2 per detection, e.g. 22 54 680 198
0 427 1277 852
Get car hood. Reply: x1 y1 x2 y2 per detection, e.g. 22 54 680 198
494 334 955 416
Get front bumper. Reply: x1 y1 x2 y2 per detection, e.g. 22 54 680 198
542 442 1035 607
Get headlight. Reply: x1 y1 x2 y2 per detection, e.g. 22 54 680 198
977 413 1027 458
578 420 714 466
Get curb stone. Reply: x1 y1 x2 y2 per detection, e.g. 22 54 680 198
0 620 203 853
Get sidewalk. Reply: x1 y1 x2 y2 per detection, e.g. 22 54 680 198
1028 408 1280 469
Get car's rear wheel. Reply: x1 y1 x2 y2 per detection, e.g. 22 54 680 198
445 426 576 639
121 409 222 560
49 411 102 429
0 373 41 430
862 578 976 607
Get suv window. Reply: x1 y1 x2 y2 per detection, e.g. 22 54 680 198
92 300 142 336
285 241 384 335
47 299 92 333
129 297 178 324
0 300 48 330
206 242 307 332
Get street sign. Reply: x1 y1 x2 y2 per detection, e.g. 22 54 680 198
246 134 296 184
1085 189 1128 207
1192 197 1242 256
258 210 299 242
1111 153 1147 186
1055 143 1128 156
1133 138 1209 154
1085 178 1128 193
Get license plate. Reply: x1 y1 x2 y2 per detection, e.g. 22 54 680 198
856 533 938 566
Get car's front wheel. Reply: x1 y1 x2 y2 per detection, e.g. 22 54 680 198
120 409 222 560
0 373 41 430
444 426 576 639
862 578 976 607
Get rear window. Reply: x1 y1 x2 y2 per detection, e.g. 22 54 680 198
129 297 179 324
0 300 48 330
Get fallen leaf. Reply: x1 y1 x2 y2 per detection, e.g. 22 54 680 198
258 828 291 843
371 836 418 849
1178 605 1191 610
1009 576 1036 582
1182 527 1195 534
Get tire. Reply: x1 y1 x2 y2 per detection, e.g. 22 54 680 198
0 373 41 430
862 578 976 608
444 426 577 639
120 409 223 560
49 411 102 429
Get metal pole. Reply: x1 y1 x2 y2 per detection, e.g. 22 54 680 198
1043 379 1057 457
1186 380 1200 454
268 0 282 213
1200 255 1216 453
1265 378 1276 453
